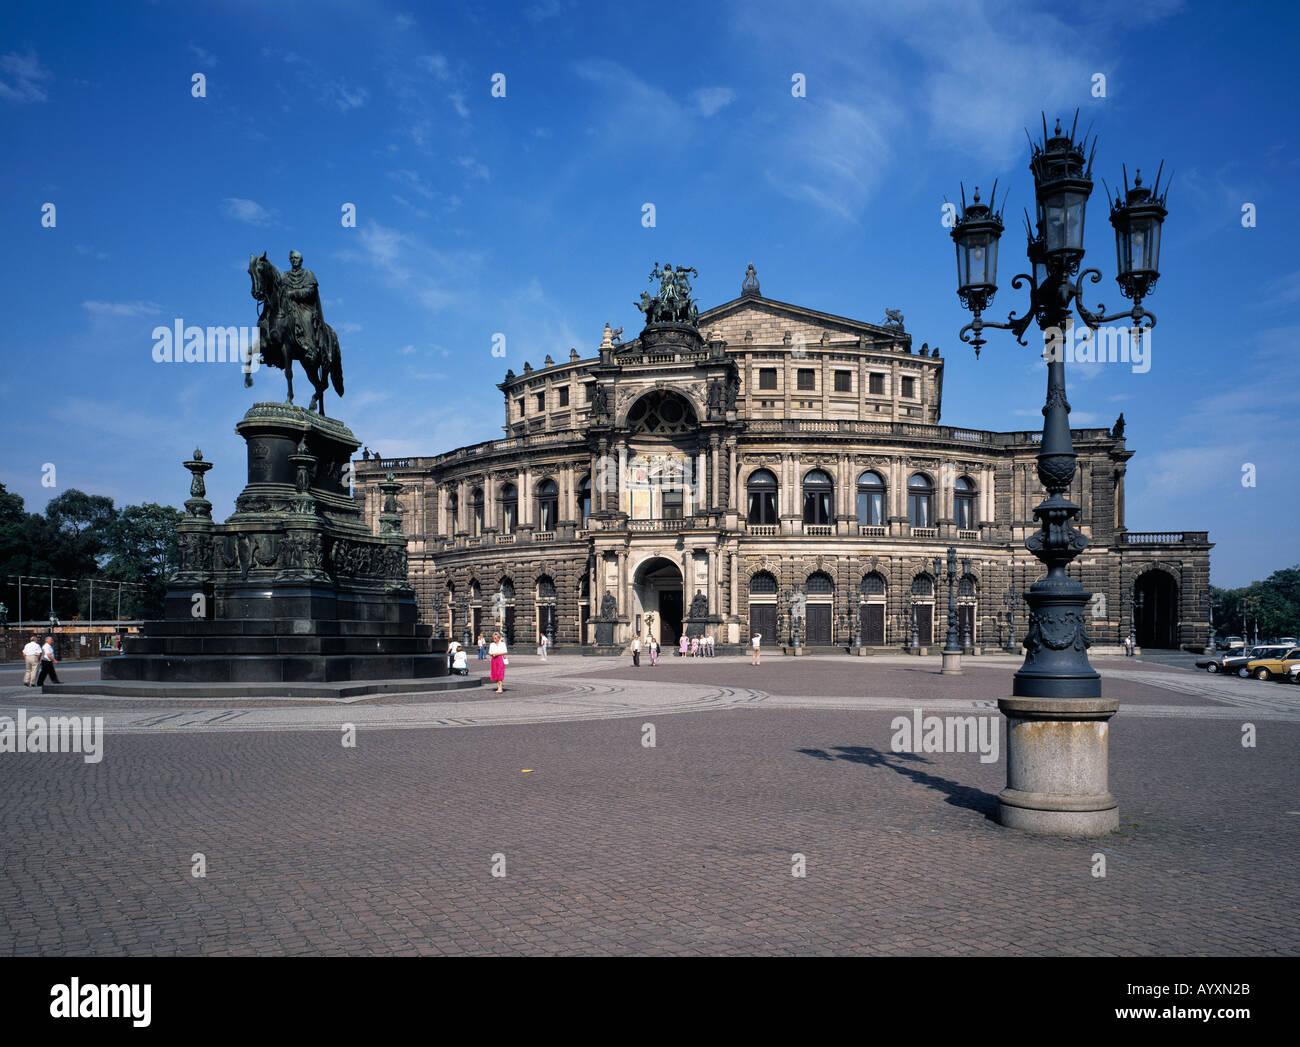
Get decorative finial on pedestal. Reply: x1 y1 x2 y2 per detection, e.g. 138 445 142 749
183 450 214 519
378 472 404 535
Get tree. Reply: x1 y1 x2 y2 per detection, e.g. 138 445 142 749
100 503 183 619
1211 563 1300 643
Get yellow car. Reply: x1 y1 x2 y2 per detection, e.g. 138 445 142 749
1241 647 1300 681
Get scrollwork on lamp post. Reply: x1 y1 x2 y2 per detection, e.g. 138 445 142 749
947 112 1170 835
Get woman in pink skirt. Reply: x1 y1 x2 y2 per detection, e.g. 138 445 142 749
678 634 688 658
488 632 507 693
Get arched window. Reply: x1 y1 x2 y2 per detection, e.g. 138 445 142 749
578 475 591 525
536 575 557 600
958 574 977 598
954 475 976 531
806 571 834 595
499 578 516 600
907 473 934 528
500 483 517 534
861 572 887 596
802 469 833 526
857 471 886 526
470 488 484 537
536 478 559 531
446 490 458 533
536 575 557 644
747 469 778 526
627 390 696 434
469 579 482 604
750 571 778 594
911 574 934 597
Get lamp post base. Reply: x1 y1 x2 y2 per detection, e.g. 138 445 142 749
941 650 964 675
997 696 1119 835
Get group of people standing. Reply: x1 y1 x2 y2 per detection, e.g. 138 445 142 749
677 633 716 658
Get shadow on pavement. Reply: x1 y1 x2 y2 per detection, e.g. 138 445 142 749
798 744 999 821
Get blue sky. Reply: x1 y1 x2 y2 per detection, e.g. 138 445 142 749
1 0 1296 587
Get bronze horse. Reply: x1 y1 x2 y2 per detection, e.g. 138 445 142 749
246 252 343 415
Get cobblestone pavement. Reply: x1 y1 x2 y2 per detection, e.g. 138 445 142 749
1 654 1296 955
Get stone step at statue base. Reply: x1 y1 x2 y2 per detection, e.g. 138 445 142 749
102 649 450 685
43 675 479 700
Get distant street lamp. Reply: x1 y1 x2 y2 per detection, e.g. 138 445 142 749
948 112 1170 834
939 549 962 675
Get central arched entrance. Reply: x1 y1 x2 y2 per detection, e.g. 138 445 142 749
633 557 684 647
1134 569 1179 649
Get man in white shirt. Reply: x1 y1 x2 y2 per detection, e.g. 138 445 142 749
36 635 60 685
22 634 42 686
751 632 761 666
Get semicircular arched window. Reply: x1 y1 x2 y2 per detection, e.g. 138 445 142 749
954 475 976 531
750 571 778 595
806 571 834 595
802 469 833 526
536 478 559 531
907 473 934 528
500 483 517 534
627 390 697 434
857 471 885 526
861 571 887 596
747 469 778 526
911 573 934 597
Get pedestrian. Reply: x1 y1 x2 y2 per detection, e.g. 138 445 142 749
538 632 549 661
649 637 659 666
488 632 508 693
22 633 41 686
679 634 688 658
477 634 487 660
36 634 60 685
705 632 714 657
1125 633 1135 657
690 635 699 658
631 634 641 667
451 644 469 675
751 631 761 666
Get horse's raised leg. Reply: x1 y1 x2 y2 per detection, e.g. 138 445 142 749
285 357 294 404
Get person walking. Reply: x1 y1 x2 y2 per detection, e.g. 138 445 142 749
22 634 41 686
649 637 659 666
36 634 60 685
631 634 641 667
488 632 508 693
751 631 761 666
1125 633 1135 657
477 634 487 660
538 632 549 661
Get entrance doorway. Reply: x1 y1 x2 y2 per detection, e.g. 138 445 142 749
1134 570 1179 649
633 557 684 648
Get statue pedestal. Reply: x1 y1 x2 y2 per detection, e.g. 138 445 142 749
997 697 1119 834
940 650 964 675
100 403 447 689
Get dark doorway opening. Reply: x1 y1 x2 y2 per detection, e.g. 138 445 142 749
861 603 885 645
659 589 683 647
1134 570 1179 649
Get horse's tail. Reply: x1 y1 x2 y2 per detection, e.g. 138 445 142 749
328 326 343 397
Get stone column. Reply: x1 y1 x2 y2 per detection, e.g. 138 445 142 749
728 442 739 512
730 550 738 618
710 435 720 511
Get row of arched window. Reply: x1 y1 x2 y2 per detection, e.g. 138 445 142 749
747 570 980 596
453 479 572 536
746 470 979 529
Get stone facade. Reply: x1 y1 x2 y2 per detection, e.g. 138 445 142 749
355 282 1212 651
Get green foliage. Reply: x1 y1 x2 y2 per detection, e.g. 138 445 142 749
0 483 180 621
1212 564 1300 641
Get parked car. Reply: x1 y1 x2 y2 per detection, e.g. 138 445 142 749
1290 663 1300 685
1277 636 1298 646
1225 645 1286 677
1240 646 1300 681
1196 646 1246 673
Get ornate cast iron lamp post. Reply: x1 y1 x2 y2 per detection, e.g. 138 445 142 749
960 556 974 652
939 550 962 675
948 113 1169 834
1004 587 1019 652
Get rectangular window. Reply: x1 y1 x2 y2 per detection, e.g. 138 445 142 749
901 377 916 398
661 488 684 520
558 386 569 407
869 373 885 395
516 399 525 417
834 370 852 392
797 369 815 391
535 392 546 412
759 368 777 390
585 384 594 403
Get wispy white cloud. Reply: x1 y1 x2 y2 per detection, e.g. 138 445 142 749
222 197 274 226
82 300 162 317
189 45 218 68
693 86 735 117
0 51 52 103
